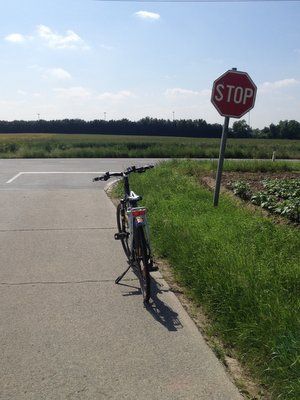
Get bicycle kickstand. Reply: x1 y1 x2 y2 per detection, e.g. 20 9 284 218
115 263 131 284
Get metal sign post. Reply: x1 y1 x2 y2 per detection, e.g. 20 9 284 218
213 116 230 207
211 68 257 207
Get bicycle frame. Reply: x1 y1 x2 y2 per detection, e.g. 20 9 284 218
93 164 154 302
121 172 151 258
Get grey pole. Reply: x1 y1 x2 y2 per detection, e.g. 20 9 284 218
213 116 230 207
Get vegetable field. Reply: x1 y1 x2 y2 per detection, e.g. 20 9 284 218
231 177 300 223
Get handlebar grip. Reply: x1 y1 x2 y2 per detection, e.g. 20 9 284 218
93 173 109 182
138 164 154 172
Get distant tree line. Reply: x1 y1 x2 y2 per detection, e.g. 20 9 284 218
232 119 300 139
0 117 299 139
0 118 222 138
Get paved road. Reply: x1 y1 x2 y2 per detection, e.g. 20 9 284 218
0 159 242 400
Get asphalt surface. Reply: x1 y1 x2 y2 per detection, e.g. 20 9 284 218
0 159 242 400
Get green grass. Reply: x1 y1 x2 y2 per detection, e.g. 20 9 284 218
124 160 300 400
0 133 300 159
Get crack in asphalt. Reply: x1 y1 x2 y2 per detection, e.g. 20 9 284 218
0 227 115 232
0 278 138 286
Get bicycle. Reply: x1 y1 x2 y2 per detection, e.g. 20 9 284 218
93 165 154 303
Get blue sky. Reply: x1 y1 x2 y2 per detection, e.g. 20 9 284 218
1 0 300 128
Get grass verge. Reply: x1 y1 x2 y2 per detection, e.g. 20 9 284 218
123 159 300 400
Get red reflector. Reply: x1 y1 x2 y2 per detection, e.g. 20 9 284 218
132 209 146 217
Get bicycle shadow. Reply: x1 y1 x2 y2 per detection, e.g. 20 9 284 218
117 280 142 297
145 277 183 332
117 276 182 331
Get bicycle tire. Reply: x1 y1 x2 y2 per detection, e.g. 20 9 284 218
116 202 131 259
134 226 151 303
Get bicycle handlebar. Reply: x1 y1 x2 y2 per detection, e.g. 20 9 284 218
93 164 154 182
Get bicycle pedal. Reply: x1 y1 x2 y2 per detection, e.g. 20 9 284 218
114 232 128 240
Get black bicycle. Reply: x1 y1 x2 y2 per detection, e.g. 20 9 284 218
93 165 154 303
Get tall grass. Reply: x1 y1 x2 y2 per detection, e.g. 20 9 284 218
127 160 300 400
182 159 300 175
0 133 300 159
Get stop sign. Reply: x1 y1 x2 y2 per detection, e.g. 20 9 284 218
211 70 257 118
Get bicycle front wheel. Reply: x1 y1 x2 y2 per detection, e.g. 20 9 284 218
134 226 151 303
116 202 131 259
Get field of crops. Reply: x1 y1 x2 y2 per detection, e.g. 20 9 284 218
0 133 300 159
231 177 300 223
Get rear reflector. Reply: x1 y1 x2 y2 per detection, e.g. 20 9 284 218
132 209 146 217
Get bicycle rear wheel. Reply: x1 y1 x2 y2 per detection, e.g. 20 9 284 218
134 226 151 303
116 202 130 259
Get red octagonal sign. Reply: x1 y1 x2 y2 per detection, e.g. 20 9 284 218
211 70 257 118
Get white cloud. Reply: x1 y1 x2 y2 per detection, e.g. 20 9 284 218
165 88 203 99
54 86 91 99
17 89 27 95
97 90 135 101
5 25 88 50
134 11 160 20
45 68 72 80
259 78 300 93
5 33 26 43
36 25 87 49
